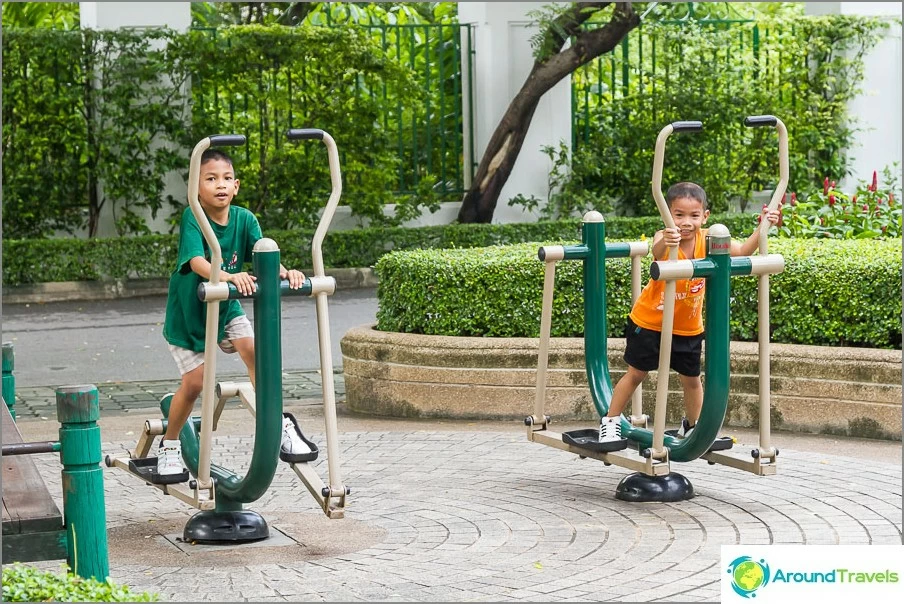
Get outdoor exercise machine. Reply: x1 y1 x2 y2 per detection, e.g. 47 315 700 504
106 129 349 542
526 116 787 502
1 363 109 580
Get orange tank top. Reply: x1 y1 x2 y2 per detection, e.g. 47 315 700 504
629 229 707 336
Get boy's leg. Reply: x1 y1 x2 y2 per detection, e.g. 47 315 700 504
678 374 703 427
231 336 256 387
163 364 204 441
607 366 648 418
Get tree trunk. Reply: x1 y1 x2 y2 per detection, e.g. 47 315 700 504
458 2 640 223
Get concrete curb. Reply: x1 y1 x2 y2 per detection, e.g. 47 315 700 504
1 268 378 304
341 324 904 440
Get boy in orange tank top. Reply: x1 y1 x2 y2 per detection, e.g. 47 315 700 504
599 182 782 447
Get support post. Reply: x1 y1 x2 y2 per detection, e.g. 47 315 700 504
56 385 109 581
3 342 15 419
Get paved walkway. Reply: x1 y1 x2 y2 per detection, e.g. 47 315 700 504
11 374 904 602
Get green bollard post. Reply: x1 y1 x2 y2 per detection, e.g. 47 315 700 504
3 342 16 419
56 385 109 581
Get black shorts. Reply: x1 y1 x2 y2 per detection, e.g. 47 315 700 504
622 317 704 377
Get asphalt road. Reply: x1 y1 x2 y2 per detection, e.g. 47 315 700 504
1 288 379 387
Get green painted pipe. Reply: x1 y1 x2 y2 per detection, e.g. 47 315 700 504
3 342 16 419
56 385 109 581
169 241 283 509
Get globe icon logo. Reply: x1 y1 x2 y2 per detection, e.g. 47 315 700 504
727 556 770 598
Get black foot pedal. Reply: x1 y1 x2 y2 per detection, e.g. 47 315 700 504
562 429 628 453
708 436 734 452
128 457 189 485
280 412 319 463
664 429 734 452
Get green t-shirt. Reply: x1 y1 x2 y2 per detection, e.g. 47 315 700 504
163 205 263 352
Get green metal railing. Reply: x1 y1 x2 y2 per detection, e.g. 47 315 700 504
193 23 476 200
572 16 762 150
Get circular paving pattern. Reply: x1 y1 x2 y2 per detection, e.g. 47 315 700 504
30 431 902 602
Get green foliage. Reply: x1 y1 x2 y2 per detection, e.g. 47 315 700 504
1 214 759 286
1 2 79 29
1 563 159 602
570 15 888 216
778 165 902 239
375 238 902 349
2 20 466 237
1 28 192 238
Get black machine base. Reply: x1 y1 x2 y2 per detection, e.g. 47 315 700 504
128 456 190 485
663 429 734 452
562 429 628 453
183 510 269 544
280 412 319 463
616 472 695 502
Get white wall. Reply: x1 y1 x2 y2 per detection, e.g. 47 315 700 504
79 2 192 238
456 2 571 224
805 2 903 191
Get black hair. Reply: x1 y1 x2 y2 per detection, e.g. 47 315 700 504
666 182 708 210
200 148 234 168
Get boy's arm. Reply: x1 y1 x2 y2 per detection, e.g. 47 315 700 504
731 205 782 256
650 228 680 259
188 256 257 296
279 264 306 290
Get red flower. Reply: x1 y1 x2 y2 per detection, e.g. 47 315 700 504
828 195 836 206
823 176 830 195
871 170 878 191
830 180 836 190
889 193 895 207
851 194 857 203
863 204 869 212
790 192 797 206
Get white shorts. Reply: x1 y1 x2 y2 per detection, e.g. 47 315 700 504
168 315 254 375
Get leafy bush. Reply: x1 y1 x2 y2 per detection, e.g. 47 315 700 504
1 213 762 286
570 15 888 216
1 563 158 602
778 166 902 239
375 238 902 349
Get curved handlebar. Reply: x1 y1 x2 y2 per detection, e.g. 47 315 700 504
287 128 325 141
651 121 703 235
286 129 342 279
208 134 246 147
744 115 778 128
671 120 703 133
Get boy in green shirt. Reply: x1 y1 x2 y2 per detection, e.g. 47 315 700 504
159 149 309 477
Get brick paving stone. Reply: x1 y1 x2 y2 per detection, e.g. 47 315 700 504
9 372 903 602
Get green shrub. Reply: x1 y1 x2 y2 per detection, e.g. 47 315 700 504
1 563 159 602
1 213 761 286
374 238 902 349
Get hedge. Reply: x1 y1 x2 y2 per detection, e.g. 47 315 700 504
374 238 903 350
1 564 158 602
1 213 761 286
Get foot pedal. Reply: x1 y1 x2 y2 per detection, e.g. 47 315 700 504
708 436 733 452
128 457 189 485
665 430 734 453
280 412 319 463
562 429 628 453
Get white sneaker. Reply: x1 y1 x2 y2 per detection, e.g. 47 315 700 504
281 415 312 456
598 416 623 443
157 439 183 476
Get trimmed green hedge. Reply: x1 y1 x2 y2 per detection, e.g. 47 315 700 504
374 238 903 350
2 213 761 286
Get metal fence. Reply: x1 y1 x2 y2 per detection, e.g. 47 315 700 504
572 16 763 149
192 23 475 200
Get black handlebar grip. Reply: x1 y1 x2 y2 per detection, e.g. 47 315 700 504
287 128 325 141
671 121 703 133
208 134 246 146
744 115 778 127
